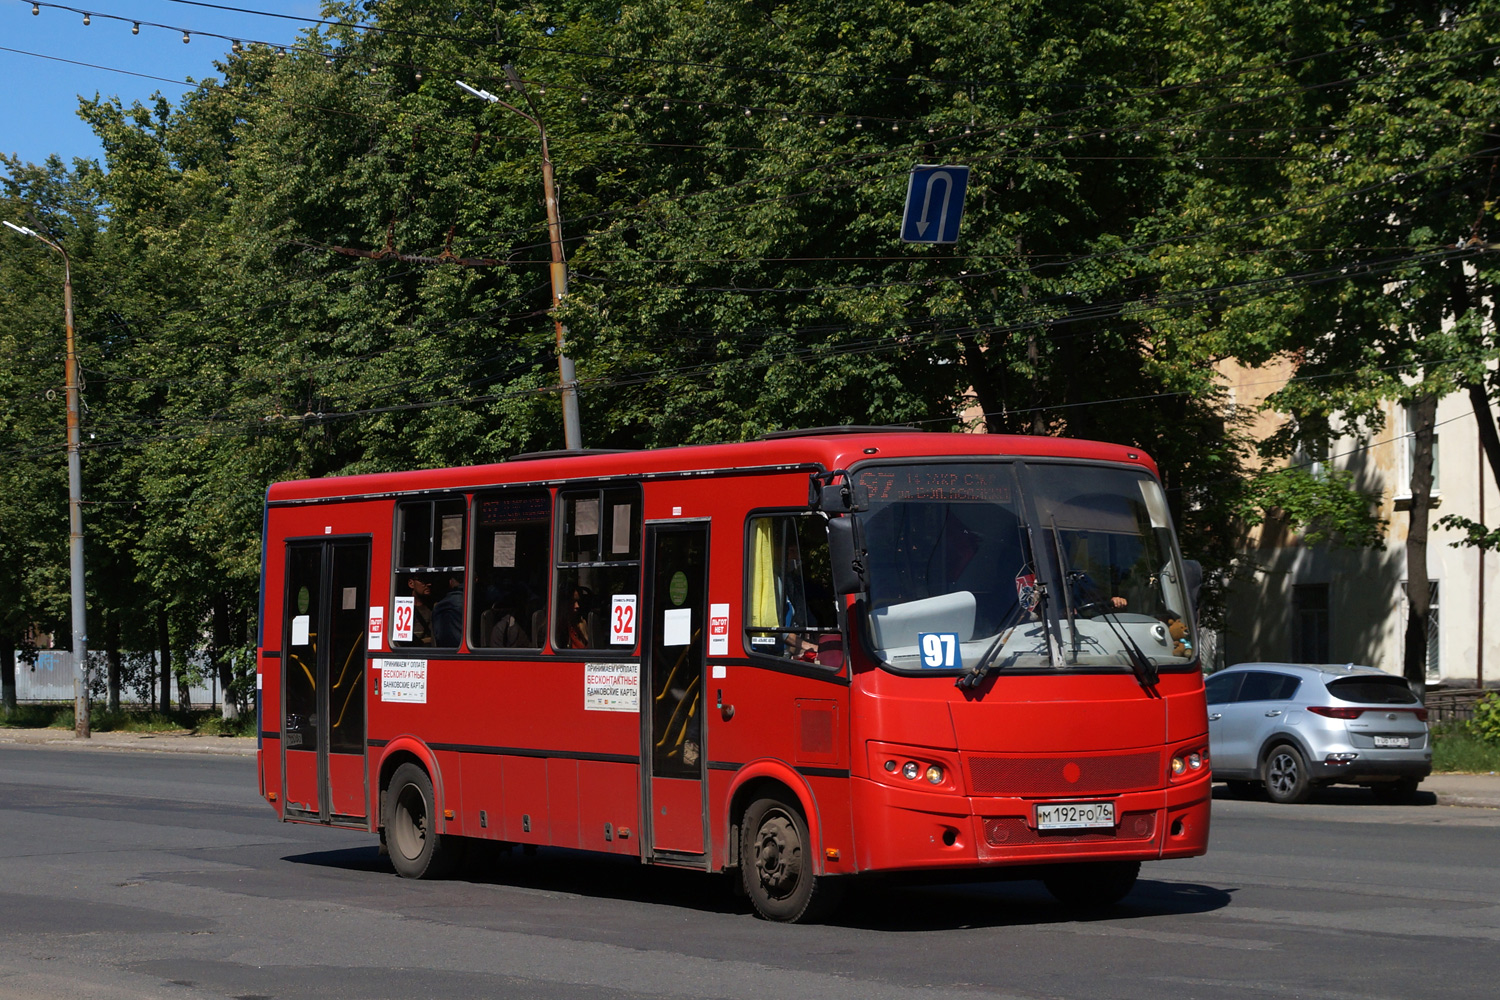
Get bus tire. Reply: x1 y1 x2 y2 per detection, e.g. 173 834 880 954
385 762 449 879
740 795 841 923
1042 860 1140 908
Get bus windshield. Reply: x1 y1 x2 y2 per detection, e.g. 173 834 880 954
853 461 1196 674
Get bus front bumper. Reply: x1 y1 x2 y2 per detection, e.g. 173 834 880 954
847 773 1211 874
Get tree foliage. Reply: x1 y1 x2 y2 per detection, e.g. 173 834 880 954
6 0 1499 687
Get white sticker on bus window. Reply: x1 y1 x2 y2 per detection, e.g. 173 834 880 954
708 603 730 655
610 594 637 645
368 606 385 650
493 531 517 568
1139 480 1169 529
440 514 463 551
663 608 692 647
393 596 415 642
585 661 639 712
611 503 633 554
380 659 427 703
918 632 961 669
575 498 599 536
342 587 358 610
291 615 310 646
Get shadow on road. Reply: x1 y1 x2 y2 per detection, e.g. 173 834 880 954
283 843 1233 929
828 877 1232 932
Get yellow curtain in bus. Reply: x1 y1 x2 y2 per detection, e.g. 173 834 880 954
749 517 777 627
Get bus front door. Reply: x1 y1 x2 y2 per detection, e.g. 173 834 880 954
641 521 709 862
281 538 371 827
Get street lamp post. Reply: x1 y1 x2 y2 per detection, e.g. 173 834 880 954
4 219 91 738
456 72 583 451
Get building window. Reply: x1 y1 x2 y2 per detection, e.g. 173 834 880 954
1398 403 1440 498
1296 437 1328 480
1291 583 1329 663
1401 581 1440 681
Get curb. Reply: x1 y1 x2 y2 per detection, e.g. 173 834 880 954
0 728 257 756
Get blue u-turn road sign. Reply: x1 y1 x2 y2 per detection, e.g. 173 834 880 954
901 165 971 243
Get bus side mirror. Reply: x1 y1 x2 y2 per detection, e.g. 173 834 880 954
827 517 866 596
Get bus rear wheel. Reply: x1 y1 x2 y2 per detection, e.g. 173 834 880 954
1042 860 1141 909
740 795 841 923
385 763 449 879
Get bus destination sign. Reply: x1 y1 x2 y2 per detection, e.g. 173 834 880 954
856 467 1012 503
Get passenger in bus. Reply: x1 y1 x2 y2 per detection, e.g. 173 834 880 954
432 574 464 647
404 574 435 646
564 586 593 648
486 589 532 648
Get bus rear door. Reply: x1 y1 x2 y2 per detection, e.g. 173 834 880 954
641 521 710 863
281 537 371 827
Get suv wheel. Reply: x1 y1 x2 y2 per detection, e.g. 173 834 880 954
1263 744 1312 804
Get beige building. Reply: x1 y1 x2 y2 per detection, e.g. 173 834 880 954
1223 361 1499 688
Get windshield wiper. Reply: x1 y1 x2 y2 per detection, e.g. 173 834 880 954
1085 603 1160 688
1048 519 1081 656
956 597 1028 689
957 527 1053 689
1049 517 1158 687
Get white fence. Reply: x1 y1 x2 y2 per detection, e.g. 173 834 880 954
9 650 220 707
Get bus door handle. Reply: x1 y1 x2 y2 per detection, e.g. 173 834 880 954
717 689 734 721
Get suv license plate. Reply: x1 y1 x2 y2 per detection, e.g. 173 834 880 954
1373 736 1410 748
1036 801 1115 830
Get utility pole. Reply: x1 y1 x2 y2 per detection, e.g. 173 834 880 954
4 219 91 737
457 71 583 450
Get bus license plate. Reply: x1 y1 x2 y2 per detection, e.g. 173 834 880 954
1036 801 1115 830
1373 736 1410 748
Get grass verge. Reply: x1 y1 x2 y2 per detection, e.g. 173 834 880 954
1 703 254 737
1432 726 1500 773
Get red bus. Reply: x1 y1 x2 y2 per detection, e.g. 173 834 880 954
256 428 1210 921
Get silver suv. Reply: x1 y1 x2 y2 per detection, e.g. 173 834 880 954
1206 662 1432 803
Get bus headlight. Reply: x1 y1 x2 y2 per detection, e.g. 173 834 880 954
925 765 944 784
902 761 920 780
1170 744 1209 782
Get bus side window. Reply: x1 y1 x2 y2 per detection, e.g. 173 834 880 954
554 486 641 651
392 497 467 649
470 490 551 650
744 513 840 666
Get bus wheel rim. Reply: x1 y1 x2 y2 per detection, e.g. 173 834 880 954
754 810 801 899
393 784 428 861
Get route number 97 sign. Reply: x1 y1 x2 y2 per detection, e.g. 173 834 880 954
918 632 961 669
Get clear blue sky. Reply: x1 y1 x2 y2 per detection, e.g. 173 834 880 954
2 0 324 169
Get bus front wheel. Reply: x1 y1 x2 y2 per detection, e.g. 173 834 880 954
740 795 841 923
385 763 449 879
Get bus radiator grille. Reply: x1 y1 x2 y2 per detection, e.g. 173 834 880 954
982 811 1157 846
965 752 1162 796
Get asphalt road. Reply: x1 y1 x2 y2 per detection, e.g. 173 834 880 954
0 745 1496 1000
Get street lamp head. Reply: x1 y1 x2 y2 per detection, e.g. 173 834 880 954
4 219 37 237
455 79 498 103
